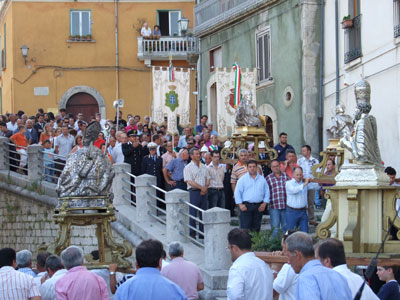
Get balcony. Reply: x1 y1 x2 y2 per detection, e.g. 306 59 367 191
194 0 277 36
344 15 362 64
137 36 199 63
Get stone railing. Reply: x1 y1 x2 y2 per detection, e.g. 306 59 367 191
0 136 231 297
137 36 198 62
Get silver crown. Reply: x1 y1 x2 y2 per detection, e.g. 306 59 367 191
354 79 371 104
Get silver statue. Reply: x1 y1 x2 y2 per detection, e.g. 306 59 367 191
57 122 115 198
327 104 354 138
340 79 382 166
235 90 262 127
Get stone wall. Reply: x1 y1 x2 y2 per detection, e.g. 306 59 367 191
0 189 125 259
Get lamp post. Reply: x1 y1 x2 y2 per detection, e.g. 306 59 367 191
178 17 189 36
20 45 29 64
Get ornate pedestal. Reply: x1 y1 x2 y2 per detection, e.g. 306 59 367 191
316 166 400 254
43 196 132 269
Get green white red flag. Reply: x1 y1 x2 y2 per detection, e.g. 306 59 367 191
232 63 241 107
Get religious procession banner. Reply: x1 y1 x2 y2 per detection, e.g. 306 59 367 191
213 67 257 138
152 66 190 134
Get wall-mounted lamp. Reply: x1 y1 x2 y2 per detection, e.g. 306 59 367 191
20 45 29 64
178 17 189 36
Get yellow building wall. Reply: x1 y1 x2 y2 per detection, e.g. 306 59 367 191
0 0 196 124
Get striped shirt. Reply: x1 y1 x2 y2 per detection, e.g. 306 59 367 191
116 274 135 290
231 162 248 185
207 163 225 189
0 266 41 300
266 172 291 209
184 161 209 189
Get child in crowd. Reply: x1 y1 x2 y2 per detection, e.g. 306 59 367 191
376 265 400 300
42 139 55 183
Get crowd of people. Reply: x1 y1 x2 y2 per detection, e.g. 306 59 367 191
3 108 400 237
1 230 399 300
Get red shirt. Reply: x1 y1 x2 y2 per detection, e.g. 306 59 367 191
93 138 105 149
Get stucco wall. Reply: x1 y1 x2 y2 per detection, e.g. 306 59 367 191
199 0 319 153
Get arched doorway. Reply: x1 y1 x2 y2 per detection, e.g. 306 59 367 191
265 116 274 147
66 93 99 122
258 103 278 146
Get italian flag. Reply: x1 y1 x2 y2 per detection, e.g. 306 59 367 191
169 60 175 82
232 63 241 107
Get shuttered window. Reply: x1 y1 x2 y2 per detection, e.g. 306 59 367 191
70 10 91 36
256 28 271 84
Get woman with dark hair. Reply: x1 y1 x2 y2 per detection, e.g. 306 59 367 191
47 112 55 121
142 124 150 134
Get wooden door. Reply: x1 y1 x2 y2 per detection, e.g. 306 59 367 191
66 93 99 122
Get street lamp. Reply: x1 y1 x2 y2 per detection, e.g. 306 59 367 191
20 45 29 64
178 17 189 36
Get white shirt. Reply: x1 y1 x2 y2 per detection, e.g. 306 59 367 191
40 269 68 300
333 264 378 300
285 179 308 208
0 266 41 300
54 134 75 159
112 142 124 163
91 269 123 300
33 271 47 288
227 252 273 300
273 263 298 300
141 27 152 37
297 156 320 190
7 121 18 132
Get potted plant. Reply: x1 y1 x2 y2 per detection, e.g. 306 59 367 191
85 34 92 40
341 15 353 29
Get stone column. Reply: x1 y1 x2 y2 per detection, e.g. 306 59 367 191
203 207 231 271
0 137 9 170
165 189 190 243
27 144 43 182
112 162 131 206
135 174 157 223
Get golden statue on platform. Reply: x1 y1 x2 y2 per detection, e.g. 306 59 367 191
221 91 277 162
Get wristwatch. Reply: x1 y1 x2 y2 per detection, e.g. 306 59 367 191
109 272 116 275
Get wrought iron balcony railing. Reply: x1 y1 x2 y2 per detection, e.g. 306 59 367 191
344 15 362 64
194 0 275 36
137 36 198 61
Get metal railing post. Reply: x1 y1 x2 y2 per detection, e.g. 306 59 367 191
165 189 190 243
203 207 231 271
0 137 9 170
27 144 43 181
112 162 131 206
135 174 157 223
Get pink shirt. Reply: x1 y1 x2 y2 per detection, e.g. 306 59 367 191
161 257 204 300
162 151 176 168
55 266 109 300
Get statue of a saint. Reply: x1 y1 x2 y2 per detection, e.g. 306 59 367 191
327 104 354 138
235 91 262 127
57 122 114 198
340 79 382 166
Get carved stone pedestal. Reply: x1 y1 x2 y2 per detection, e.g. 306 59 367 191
42 196 132 269
316 166 400 254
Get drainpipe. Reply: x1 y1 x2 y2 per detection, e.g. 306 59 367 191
115 0 120 101
335 0 339 105
198 39 202 125
318 0 325 153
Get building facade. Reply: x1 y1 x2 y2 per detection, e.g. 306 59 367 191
323 0 400 170
0 0 197 123
195 0 322 154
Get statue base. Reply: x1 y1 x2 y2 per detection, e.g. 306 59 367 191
40 196 132 269
335 163 390 186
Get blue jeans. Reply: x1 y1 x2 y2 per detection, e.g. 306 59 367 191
43 163 55 183
189 189 208 237
207 188 225 208
286 207 309 233
239 202 264 232
269 208 287 236
314 190 321 206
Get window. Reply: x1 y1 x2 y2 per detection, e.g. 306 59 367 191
344 0 361 63
256 28 271 84
158 10 181 36
394 0 400 38
209 46 222 72
70 10 91 36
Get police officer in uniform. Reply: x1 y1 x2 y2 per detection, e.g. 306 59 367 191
122 133 143 176
142 142 164 209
